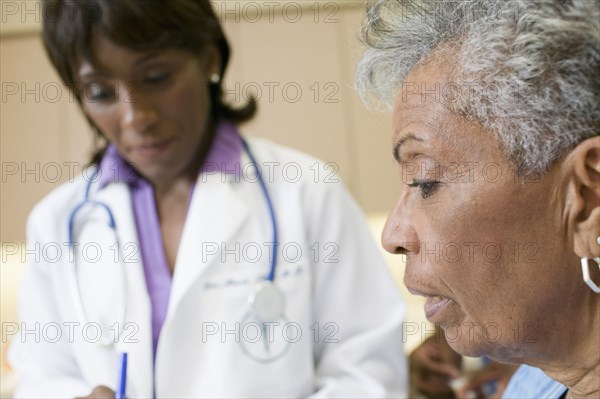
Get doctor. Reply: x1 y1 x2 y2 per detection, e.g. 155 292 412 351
9 1 407 398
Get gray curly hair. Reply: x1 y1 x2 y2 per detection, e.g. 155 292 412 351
356 0 599 174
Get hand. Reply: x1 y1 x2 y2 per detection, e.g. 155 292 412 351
75 385 115 399
456 362 519 399
410 333 462 398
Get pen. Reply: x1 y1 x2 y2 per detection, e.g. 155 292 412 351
115 352 127 399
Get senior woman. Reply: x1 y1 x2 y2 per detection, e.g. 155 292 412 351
357 0 599 398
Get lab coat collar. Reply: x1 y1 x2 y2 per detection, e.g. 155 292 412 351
164 171 250 327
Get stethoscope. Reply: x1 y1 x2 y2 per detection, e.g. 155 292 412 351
67 137 285 347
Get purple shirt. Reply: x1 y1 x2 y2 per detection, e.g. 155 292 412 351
97 121 243 356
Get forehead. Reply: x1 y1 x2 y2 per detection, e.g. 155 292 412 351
391 59 502 162
77 34 193 78
77 34 146 73
392 62 459 144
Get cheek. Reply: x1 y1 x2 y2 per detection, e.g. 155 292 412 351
416 198 481 284
166 80 210 132
418 183 527 311
81 105 119 141
428 177 567 327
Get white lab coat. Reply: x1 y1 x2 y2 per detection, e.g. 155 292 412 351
9 138 407 398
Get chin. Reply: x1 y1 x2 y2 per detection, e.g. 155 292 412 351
447 339 489 358
442 325 490 358
445 331 525 364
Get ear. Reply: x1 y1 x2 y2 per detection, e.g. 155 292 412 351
565 136 600 259
203 44 222 80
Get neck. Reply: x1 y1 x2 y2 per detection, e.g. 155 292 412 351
152 119 217 196
557 364 600 399
539 294 600 399
153 175 196 201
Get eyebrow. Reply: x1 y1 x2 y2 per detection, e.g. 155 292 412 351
79 52 161 79
393 133 424 162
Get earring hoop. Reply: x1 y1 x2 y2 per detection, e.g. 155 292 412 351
210 73 220 84
581 256 600 293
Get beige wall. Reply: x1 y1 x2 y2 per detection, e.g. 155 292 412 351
0 1 398 243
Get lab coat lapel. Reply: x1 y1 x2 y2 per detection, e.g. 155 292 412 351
92 183 154 397
167 172 249 316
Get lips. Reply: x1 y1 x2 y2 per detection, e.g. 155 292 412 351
424 296 452 319
129 138 173 159
407 287 454 321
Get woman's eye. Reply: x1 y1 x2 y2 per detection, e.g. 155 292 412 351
144 71 170 84
83 83 115 103
408 179 440 199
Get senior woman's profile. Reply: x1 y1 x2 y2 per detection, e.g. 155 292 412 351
357 0 599 398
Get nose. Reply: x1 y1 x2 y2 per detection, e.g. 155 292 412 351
119 83 159 134
381 192 419 256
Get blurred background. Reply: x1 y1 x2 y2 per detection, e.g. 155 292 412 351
0 1 433 396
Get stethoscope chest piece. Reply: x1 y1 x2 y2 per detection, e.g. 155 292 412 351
248 281 285 323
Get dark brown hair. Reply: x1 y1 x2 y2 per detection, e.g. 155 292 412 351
42 0 256 164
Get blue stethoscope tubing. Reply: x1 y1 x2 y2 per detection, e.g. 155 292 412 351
67 137 281 344
67 166 128 347
240 138 278 281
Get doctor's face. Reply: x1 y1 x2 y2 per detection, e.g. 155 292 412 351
78 35 219 185
381 58 580 363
